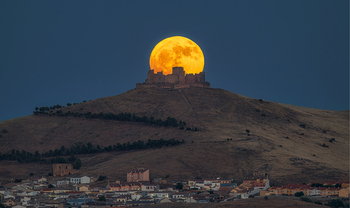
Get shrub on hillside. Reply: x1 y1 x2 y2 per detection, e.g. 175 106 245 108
295 191 304 197
300 197 312 203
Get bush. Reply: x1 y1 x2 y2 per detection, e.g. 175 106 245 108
299 124 306 128
2 129 8 133
325 199 344 208
176 183 183 190
314 201 322 205
73 159 81 169
295 191 304 197
328 138 335 143
322 143 329 148
98 175 106 181
300 197 312 203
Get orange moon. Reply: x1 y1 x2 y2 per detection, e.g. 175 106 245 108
149 36 204 75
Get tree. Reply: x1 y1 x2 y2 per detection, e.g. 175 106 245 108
326 199 344 208
295 191 304 197
29 173 34 176
176 183 183 190
48 184 54 188
73 158 81 169
246 129 250 135
98 175 106 181
99 196 106 201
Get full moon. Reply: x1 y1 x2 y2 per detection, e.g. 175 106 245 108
149 36 204 75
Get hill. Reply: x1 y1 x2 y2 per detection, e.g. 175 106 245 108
0 87 348 184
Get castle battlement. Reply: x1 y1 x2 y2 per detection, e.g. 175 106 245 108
136 67 210 89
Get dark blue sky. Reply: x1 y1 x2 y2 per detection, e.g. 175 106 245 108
1 0 348 121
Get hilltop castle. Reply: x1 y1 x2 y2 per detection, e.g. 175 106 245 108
136 67 210 89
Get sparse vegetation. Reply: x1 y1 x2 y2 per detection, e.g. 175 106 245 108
33 106 194 130
0 139 185 168
325 199 345 208
328 138 335 143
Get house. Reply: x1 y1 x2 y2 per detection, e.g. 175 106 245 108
81 176 91 184
67 198 94 206
141 184 158 192
339 187 349 198
5 198 17 206
79 185 90 192
147 191 170 198
127 168 149 182
109 182 141 192
37 177 47 183
159 198 173 203
184 198 197 203
172 192 185 199
70 177 82 184
57 179 69 186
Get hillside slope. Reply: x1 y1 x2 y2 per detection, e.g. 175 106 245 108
0 87 348 183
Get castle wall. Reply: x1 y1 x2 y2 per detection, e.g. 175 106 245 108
165 74 179 84
185 74 196 84
138 67 210 89
154 72 165 83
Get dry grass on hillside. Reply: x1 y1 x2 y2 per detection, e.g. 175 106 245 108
0 87 348 183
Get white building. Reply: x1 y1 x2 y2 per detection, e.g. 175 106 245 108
70 178 81 184
81 176 91 184
70 176 91 184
